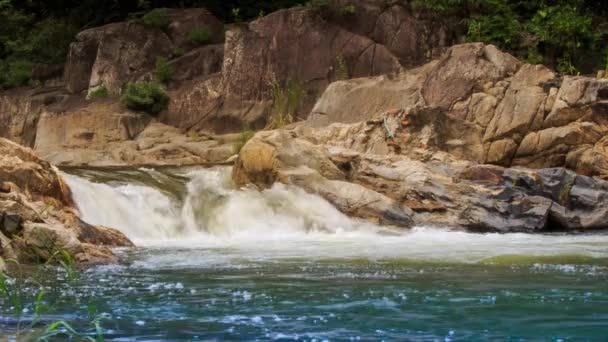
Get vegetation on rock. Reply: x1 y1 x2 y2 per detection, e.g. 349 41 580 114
122 81 169 115
140 8 171 31
267 79 304 129
155 57 174 83
89 85 109 99
188 27 212 45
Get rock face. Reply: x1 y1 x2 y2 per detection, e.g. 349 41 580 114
0 138 133 265
233 109 608 233
164 2 454 133
31 101 236 167
64 8 224 95
309 43 608 178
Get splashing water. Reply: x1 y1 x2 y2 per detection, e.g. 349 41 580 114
62 167 608 265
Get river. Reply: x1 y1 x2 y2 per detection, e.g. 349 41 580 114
6 167 608 340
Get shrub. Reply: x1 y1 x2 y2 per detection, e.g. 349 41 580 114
141 8 171 31
188 27 211 46
122 81 169 115
89 85 109 99
267 79 304 129
155 56 174 83
233 129 256 154
0 59 33 89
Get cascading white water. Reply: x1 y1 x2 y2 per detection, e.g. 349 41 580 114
62 167 608 265
63 167 379 245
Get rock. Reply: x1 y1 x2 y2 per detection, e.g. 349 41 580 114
165 7 403 133
0 138 73 205
234 119 608 233
0 256 5 273
309 43 608 177
0 212 23 238
0 137 133 265
64 8 224 95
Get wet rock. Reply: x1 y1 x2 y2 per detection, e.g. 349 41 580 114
0 212 23 238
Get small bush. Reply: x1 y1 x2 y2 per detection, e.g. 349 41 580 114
89 85 109 99
233 129 256 154
188 27 211 46
122 81 170 115
155 57 174 83
267 79 304 129
141 8 171 31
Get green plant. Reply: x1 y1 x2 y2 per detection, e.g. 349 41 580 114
122 81 170 115
141 8 171 31
340 3 357 15
89 85 109 99
231 7 242 22
188 27 211 46
155 56 174 83
557 54 579 75
267 79 304 129
335 53 349 80
0 59 33 88
306 0 331 13
233 129 256 154
171 47 185 58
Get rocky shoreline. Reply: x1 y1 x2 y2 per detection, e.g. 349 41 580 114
2 2 608 267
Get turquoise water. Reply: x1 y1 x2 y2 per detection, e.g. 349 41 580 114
2 167 608 340
2 247 608 341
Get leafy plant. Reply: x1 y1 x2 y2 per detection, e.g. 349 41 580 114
267 79 304 129
140 8 171 31
122 81 170 115
89 85 109 99
188 27 211 45
155 56 174 83
233 129 256 154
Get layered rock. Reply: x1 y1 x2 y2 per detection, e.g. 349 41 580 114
233 112 608 233
0 138 133 265
309 43 608 178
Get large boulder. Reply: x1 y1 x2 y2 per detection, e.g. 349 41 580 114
0 138 133 265
233 129 413 226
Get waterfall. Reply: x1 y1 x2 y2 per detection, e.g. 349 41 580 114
62 167 379 245
62 167 608 263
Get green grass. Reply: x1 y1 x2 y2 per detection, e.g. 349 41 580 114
267 79 304 129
